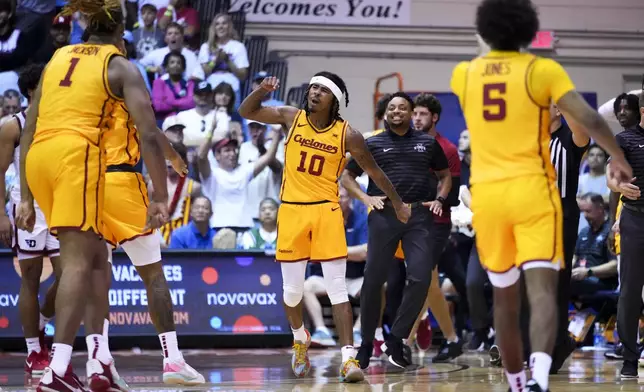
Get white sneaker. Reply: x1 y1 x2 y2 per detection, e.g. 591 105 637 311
162 357 205 386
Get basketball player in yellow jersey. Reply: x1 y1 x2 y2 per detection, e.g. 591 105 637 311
100 103 205 385
15 1 170 391
450 1 631 391
240 71 410 382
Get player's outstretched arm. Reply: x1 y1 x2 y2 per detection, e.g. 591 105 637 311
344 126 410 223
238 77 298 132
110 56 169 228
557 91 632 181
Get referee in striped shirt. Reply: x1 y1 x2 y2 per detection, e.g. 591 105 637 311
546 104 589 372
341 92 452 368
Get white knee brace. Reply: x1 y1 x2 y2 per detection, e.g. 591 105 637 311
281 261 307 307
321 259 349 305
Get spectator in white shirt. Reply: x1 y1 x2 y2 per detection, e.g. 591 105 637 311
162 81 229 148
140 22 198 79
577 144 609 232
239 120 284 220
197 127 281 231
194 13 248 95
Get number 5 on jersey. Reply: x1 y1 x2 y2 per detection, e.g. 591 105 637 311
483 83 507 121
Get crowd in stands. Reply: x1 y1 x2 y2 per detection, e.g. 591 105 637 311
0 0 288 252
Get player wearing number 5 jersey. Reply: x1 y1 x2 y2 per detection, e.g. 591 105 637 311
15 1 170 391
450 1 631 392
240 72 410 383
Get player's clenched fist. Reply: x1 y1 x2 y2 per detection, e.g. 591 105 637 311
260 77 279 92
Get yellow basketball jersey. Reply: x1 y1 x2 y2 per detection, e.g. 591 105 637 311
36 44 124 146
450 51 576 185
280 110 348 203
104 103 140 166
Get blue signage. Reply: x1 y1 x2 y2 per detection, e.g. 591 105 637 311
0 250 290 337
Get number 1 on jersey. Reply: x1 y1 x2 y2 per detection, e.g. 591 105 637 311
59 57 81 87
297 151 326 176
483 83 507 121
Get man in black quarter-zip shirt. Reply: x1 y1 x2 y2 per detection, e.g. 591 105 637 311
608 93 644 379
341 92 452 369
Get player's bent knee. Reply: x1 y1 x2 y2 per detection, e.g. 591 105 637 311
487 267 520 288
325 279 349 305
321 259 349 305
283 284 303 307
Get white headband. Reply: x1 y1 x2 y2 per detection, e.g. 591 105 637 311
309 76 344 104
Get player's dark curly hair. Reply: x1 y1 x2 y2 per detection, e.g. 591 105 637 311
375 93 392 121
613 93 641 123
62 0 123 36
388 92 415 110
476 0 539 52
18 63 45 102
413 93 442 124
302 71 349 122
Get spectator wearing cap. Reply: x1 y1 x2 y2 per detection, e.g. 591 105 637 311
33 14 71 63
195 13 248 97
197 125 281 231
168 196 216 249
251 71 285 107
132 3 164 59
239 120 284 220
140 22 198 79
122 30 152 92
157 0 199 45
152 50 195 122
164 122 184 144
162 81 231 148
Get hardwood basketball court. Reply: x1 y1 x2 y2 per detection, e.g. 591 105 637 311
0 348 637 391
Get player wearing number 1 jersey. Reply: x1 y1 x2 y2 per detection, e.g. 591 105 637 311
450 1 631 392
240 72 410 383
15 1 170 391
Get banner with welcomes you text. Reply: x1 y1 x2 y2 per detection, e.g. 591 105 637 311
229 0 411 26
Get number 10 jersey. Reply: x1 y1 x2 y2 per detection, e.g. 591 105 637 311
450 51 575 186
279 109 349 204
